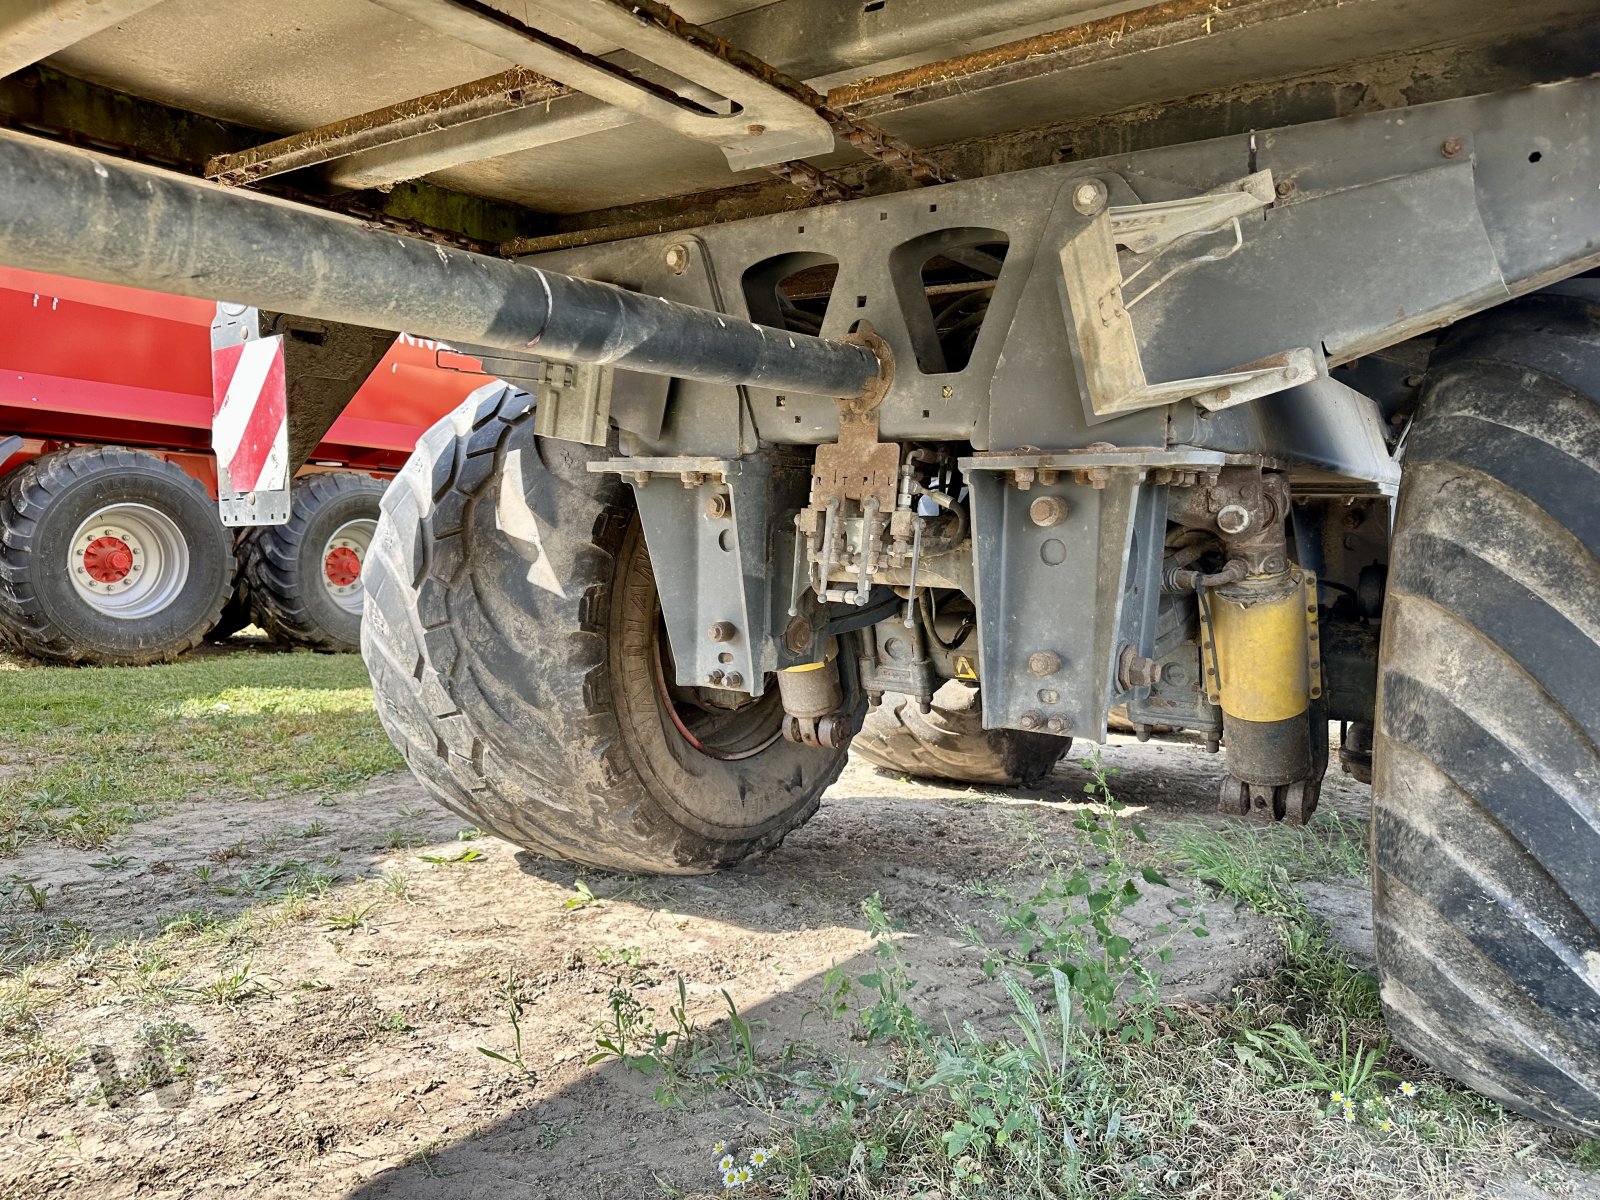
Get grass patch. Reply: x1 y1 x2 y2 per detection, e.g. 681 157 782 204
586 768 1581 1198
0 653 398 850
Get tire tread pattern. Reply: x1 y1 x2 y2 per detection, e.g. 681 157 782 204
1375 294 1600 1135
361 386 847 874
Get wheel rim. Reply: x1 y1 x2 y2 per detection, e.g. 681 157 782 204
320 518 376 614
68 503 189 619
630 541 783 762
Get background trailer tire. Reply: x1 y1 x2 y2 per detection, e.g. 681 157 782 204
1374 294 1600 1135
855 682 1072 787
361 385 855 874
0 447 233 665
241 472 387 653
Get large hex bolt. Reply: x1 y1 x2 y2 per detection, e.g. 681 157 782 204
1046 715 1071 735
1028 651 1062 676
1029 496 1069 527
1018 710 1044 730
664 243 690 274
708 621 737 642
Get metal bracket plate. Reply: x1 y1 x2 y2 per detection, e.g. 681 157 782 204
590 455 807 696
1058 171 1322 416
531 360 613 447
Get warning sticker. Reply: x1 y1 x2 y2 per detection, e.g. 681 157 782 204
954 655 978 680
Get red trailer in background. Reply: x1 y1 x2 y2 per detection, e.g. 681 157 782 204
0 266 488 664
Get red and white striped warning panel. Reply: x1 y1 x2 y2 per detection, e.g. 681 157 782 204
210 334 288 495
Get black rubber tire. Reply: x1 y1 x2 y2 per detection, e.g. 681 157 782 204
205 534 255 641
0 447 233 665
1374 293 1600 1136
854 681 1071 787
205 589 254 642
241 472 387 653
359 384 856 874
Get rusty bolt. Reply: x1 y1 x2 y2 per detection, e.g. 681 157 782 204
709 621 737 643
1018 710 1043 730
707 669 725 686
1028 651 1062 677
1405 374 1424 388
1029 495 1069 527
1441 137 1464 159
1010 466 1036 491
1046 715 1071 735
664 243 690 275
1274 179 1296 199
705 492 731 519
724 671 744 690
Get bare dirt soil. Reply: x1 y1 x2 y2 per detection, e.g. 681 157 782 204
0 736 1592 1199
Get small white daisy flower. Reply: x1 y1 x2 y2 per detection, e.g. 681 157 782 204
735 1168 752 1185
723 1169 742 1189
719 1154 735 1172
1399 1081 1418 1098
1330 1090 1345 1105
713 1142 727 1154
749 1147 771 1168
1378 1118 1394 1133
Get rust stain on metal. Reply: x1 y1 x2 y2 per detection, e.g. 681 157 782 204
206 68 568 185
502 194 814 257
828 0 1359 115
614 0 949 186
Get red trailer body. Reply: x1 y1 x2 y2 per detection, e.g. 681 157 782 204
0 267 490 664
0 264 483 482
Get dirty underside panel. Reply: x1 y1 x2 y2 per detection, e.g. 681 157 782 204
28 0 1599 215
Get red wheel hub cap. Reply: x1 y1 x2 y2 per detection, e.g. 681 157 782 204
83 536 134 584
324 546 362 587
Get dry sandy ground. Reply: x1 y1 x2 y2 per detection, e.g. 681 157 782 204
0 738 1587 1199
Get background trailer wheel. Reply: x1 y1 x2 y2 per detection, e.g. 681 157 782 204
855 682 1071 787
361 386 855 875
1374 294 1600 1135
0 447 232 665
241 472 386 653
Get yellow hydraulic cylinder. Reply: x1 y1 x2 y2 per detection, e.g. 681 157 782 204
1202 569 1321 785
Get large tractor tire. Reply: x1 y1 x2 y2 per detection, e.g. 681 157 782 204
360 384 855 874
1373 293 1600 1135
241 472 386 653
205 534 255 642
855 682 1072 787
0 447 232 665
